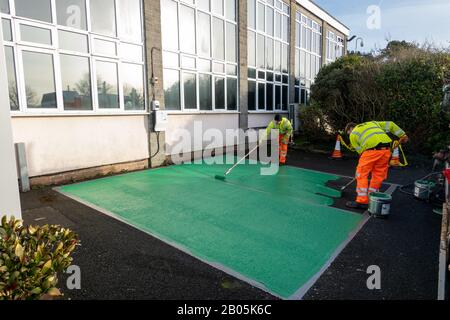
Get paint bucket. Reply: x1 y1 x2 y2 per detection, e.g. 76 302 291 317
369 192 392 218
414 180 435 201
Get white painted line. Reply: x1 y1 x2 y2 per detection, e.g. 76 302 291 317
54 168 370 300
289 213 371 300
55 187 283 300
385 185 399 196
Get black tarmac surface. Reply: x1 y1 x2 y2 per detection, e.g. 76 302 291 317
21 150 442 300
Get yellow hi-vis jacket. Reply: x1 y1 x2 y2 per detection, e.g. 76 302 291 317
266 118 293 143
350 121 406 154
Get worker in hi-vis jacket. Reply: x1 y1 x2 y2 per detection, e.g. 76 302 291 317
264 115 293 165
345 121 409 210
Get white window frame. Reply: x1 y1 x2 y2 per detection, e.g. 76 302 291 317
326 30 344 64
161 0 239 114
91 34 119 58
15 19 56 50
17 46 63 112
294 11 323 106
247 0 290 114
3 0 147 116
57 29 90 55
93 56 123 111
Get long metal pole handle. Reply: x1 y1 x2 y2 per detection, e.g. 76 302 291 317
225 145 259 176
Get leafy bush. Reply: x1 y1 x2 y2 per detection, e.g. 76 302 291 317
304 41 450 154
0 216 79 300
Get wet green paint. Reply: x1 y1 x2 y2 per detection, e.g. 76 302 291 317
61 161 363 298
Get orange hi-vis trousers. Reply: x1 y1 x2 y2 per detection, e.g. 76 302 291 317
355 149 391 205
279 135 289 164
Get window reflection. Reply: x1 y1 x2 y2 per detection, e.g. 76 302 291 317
266 38 273 70
90 0 117 37
2 18 12 41
59 30 89 53
96 60 119 109
20 24 52 46
248 81 256 111
121 43 143 62
197 12 211 57
266 83 273 111
60 54 92 110
118 0 142 42
161 0 238 111
257 34 265 69
15 0 52 23
266 7 273 36
215 77 225 109
248 31 256 66
161 0 179 51
180 5 196 54
227 78 237 110
1 0 10 13
164 69 180 110
199 74 212 111
212 0 223 16
225 0 236 21
22 51 57 108
197 0 209 11
5 47 19 110
257 3 265 32
275 85 281 109
183 72 197 109
248 0 289 111
94 38 117 56
226 23 236 62
247 0 255 29
123 63 145 110
282 85 288 110
212 17 224 60
5 0 145 112
258 83 265 110
56 0 87 30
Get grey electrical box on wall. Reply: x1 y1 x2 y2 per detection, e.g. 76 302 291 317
154 110 168 132
151 100 161 111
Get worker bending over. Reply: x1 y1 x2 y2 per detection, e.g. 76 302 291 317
345 121 409 209
265 115 293 165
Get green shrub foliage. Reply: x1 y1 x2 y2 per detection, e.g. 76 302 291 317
305 41 450 153
0 216 79 300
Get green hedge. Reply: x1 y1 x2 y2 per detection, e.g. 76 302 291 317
303 42 450 154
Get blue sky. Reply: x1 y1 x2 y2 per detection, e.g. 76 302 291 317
313 0 450 53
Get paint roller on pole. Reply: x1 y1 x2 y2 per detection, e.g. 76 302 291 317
215 145 260 181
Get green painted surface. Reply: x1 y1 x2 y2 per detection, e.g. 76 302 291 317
61 161 363 298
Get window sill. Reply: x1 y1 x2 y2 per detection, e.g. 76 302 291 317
165 111 240 115
248 111 289 114
10 111 150 118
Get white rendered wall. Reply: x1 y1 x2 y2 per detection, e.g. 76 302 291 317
248 113 288 129
0 23 21 219
165 113 240 155
11 115 150 177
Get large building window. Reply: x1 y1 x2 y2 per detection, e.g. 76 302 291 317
326 31 344 64
161 0 238 112
294 12 322 106
247 0 290 112
1 0 146 113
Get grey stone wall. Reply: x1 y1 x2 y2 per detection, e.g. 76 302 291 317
144 0 167 167
238 0 249 130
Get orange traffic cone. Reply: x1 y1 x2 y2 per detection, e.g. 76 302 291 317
331 135 343 160
390 145 401 167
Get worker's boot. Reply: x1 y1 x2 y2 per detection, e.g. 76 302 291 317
345 201 368 210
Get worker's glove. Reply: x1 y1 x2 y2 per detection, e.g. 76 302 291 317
399 135 409 144
281 137 290 145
